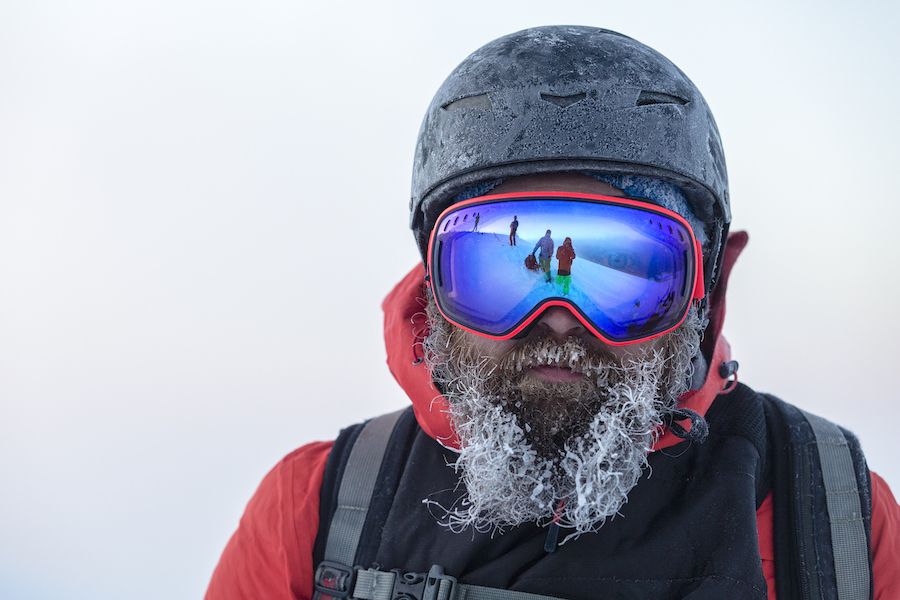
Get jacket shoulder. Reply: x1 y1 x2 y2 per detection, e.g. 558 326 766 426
868 467 900 597
205 440 333 600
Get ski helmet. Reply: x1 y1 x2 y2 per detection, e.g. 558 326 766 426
410 26 730 295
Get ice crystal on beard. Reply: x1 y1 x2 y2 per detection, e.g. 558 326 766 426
428 348 673 539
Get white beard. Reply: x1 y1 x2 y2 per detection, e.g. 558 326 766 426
423 297 702 540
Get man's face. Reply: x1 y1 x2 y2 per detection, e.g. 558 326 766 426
456 172 665 373
424 172 702 538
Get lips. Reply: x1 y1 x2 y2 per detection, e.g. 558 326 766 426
527 364 586 383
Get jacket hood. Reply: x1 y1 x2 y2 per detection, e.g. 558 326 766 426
383 232 748 452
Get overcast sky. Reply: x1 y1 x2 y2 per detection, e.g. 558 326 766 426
1 1 898 598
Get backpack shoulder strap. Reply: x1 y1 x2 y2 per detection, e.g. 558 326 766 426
323 408 407 566
311 407 569 600
798 408 873 600
761 394 873 600
314 407 418 571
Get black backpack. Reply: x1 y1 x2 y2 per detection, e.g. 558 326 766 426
312 385 873 600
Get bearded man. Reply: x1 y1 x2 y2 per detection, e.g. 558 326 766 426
422 173 706 539
206 26 900 600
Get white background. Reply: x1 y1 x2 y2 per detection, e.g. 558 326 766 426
1 1 897 598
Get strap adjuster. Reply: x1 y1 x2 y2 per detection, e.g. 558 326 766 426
315 560 357 599
391 565 457 600
425 565 458 600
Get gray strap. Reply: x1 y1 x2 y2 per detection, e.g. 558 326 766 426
353 569 564 600
322 411 565 600
799 409 870 600
323 409 405 567
353 569 397 600
457 584 562 600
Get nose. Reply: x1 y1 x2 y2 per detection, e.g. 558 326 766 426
535 306 588 341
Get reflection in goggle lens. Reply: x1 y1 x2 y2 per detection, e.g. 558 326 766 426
429 196 699 343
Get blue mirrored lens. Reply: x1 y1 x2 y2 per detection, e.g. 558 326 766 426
431 198 695 341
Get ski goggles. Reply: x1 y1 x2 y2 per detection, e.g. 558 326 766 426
425 192 705 345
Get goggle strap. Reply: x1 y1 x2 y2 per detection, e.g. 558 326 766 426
692 238 705 300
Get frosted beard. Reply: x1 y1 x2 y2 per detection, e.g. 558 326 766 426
424 295 703 539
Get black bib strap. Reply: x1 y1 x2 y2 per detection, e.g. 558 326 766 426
313 409 570 600
763 394 873 600
314 410 407 600
798 409 870 600
325 409 406 566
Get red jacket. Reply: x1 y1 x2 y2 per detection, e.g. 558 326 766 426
556 239 575 273
206 238 900 600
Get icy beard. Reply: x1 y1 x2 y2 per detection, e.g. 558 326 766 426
424 296 703 538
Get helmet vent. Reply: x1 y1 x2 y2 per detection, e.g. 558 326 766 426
636 90 688 107
442 94 493 111
540 92 587 108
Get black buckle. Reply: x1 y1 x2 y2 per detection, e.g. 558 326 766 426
314 560 356 599
391 565 457 600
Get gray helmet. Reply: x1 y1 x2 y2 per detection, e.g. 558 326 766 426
410 26 730 295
